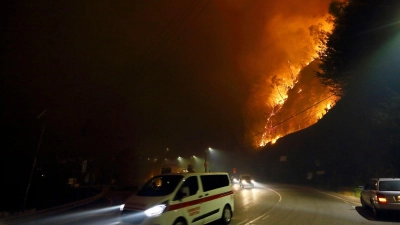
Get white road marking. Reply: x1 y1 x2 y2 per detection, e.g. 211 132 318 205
314 190 361 205
244 188 282 224
245 213 269 224
237 220 249 225
268 188 282 202
261 215 270 220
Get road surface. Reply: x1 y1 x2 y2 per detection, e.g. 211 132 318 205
12 183 400 225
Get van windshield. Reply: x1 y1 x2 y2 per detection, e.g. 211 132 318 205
137 175 184 196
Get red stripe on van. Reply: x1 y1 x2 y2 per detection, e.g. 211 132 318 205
167 190 234 211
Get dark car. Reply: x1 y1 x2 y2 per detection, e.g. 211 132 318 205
239 174 254 188
360 178 400 217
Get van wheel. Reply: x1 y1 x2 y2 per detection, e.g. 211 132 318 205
173 218 187 225
220 205 232 225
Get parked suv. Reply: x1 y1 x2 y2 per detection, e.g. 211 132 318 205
360 178 400 217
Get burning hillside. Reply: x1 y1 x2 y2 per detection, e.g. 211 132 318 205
247 60 339 147
242 0 341 147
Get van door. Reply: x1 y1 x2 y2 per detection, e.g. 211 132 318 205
169 175 203 225
199 174 231 224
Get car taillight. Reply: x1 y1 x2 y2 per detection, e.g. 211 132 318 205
377 193 387 204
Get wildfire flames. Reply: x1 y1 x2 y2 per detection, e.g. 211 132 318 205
254 60 339 147
242 0 341 148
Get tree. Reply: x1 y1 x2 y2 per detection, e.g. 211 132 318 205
317 0 400 178
369 88 400 175
317 0 400 96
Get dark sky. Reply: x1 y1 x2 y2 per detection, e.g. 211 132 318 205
2 0 248 158
2 0 333 158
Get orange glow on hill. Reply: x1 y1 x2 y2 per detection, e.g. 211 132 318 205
253 59 340 147
242 1 340 148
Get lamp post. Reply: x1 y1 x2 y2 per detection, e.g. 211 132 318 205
24 109 47 211
204 147 211 172
204 150 207 172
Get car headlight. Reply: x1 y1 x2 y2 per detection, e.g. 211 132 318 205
144 204 167 217
119 204 125 211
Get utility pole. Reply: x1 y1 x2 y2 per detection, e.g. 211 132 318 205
204 149 207 172
204 147 211 172
23 109 47 211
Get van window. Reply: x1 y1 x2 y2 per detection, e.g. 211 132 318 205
137 175 183 196
174 176 199 200
200 175 230 192
183 176 199 195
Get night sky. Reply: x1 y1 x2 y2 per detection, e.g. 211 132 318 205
2 0 334 159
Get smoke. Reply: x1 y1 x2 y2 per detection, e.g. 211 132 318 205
64 0 339 149
217 0 339 147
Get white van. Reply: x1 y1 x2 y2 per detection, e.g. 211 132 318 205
120 172 234 225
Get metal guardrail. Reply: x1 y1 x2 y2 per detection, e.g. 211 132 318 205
0 187 108 225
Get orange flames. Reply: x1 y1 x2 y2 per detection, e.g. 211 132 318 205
242 1 340 148
254 58 340 147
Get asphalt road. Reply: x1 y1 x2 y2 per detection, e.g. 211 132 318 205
231 183 400 225
13 183 400 225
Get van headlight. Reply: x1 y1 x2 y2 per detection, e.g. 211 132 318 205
144 204 167 217
119 204 125 211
